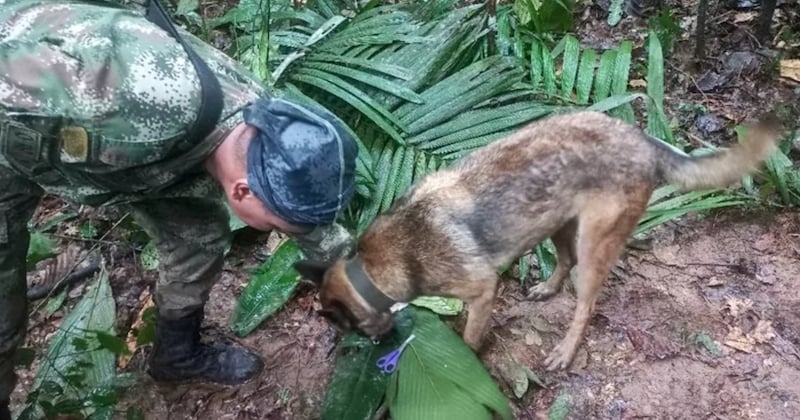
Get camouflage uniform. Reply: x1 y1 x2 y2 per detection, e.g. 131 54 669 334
0 0 354 402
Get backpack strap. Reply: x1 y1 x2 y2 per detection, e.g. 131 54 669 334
144 0 223 145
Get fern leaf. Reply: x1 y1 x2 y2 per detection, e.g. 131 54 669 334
303 61 424 103
291 69 407 143
560 35 581 100
593 49 617 103
610 40 635 122
575 49 597 104
530 39 543 89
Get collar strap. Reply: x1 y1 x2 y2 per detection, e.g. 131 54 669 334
345 256 395 312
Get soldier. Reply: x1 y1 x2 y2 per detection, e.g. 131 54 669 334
0 0 358 417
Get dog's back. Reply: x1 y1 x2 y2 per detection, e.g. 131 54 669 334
385 112 656 267
358 110 777 297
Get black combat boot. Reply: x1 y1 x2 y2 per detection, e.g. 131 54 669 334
1 400 11 420
147 309 263 385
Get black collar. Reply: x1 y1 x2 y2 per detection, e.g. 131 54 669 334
345 256 396 312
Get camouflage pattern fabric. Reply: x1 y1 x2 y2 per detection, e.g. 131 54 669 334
0 0 356 402
0 0 268 206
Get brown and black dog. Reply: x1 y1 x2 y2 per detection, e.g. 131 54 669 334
295 110 780 371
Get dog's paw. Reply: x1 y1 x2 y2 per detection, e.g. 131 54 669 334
544 341 577 371
526 283 559 301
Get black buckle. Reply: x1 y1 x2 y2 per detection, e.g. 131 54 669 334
0 118 47 177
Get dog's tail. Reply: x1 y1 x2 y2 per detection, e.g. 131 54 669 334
651 114 782 191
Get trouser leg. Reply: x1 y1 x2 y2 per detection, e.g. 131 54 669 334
0 166 43 403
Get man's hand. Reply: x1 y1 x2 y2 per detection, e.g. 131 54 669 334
290 223 355 264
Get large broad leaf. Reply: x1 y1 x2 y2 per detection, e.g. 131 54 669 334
231 239 304 336
321 310 415 420
21 268 116 419
388 308 513 420
410 296 463 315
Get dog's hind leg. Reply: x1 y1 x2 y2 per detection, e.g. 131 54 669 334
526 219 577 301
544 192 648 371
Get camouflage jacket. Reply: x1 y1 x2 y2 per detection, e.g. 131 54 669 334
0 0 270 206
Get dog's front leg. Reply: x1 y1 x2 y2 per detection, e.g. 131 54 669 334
460 277 499 352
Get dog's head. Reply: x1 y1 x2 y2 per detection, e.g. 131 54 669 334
294 259 395 340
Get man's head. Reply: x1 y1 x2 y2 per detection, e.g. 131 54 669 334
211 98 358 234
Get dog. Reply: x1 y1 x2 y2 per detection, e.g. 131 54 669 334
295 110 780 371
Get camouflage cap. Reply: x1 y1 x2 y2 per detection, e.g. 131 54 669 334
243 98 357 227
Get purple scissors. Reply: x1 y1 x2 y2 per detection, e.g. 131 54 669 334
376 334 416 374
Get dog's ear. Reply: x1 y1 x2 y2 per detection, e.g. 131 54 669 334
294 260 330 287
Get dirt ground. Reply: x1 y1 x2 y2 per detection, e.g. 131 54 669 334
7 0 800 419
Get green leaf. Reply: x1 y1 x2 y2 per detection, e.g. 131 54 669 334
305 15 347 46
94 331 131 356
135 307 156 346
232 239 305 336
593 49 617 102
587 93 647 113
607 0 624 26
575 49 597 104
390 308 512 420
309 53 412 80
291 70 406 143
303 62 424 103
176 0 199 16
79 223 98 239
548 392 572 420
26 231 55 271
321 310 414 420
140 240 159 271
636 187 747 234
26 268 117 419
358 137 393 234
535 240 557 281
530 39 543 89
645 31 673 143
610 40 635 122
517 254 531 283
541 45 558 96
41 289 67 317
560 35 580 100
410 296 463 315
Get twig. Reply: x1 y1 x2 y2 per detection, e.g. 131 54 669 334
31 213 130 313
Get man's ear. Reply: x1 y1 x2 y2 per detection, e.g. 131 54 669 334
231 179 251 201
294 260 330 287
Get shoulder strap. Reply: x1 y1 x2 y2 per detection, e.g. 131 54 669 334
144 0 223 144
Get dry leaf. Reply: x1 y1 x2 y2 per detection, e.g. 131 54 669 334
707 276 725 287
629 79 647 89
724 296 753 318
780 60 800 83
733 11 757 23
525 331 543 347
529 316 559 333
119 291 154 369
725 327 755 353
752 320 776 344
